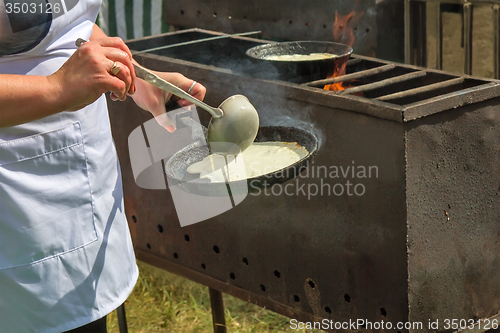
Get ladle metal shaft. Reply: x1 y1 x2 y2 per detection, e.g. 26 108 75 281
133 64 223 118
75 38 223 119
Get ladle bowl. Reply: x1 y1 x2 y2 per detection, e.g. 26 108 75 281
207 95 259 154
133 62 259 154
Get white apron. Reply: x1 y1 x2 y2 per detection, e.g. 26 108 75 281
0 1 138 332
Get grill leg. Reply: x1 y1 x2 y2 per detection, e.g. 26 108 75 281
117 303 128 333
209 288 227 333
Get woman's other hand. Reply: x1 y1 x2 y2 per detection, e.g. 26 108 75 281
130 71 206 132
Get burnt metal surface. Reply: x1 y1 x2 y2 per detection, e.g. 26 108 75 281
161 0 404 62
108 29 500 332
110 97 408 332
405 97 500 330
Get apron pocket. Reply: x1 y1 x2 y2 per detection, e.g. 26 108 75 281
0 122 97 270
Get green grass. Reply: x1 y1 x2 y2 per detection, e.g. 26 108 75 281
107 261 324 333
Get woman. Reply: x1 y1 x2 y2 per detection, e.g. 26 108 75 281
0 0 205 332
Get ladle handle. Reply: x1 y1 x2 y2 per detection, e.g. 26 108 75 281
75 38 223 119
133 64 223 119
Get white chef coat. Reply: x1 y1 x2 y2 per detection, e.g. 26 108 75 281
0 1 139 332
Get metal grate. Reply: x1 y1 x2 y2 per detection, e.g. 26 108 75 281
127 28 500 123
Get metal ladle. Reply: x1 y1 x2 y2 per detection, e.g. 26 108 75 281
75 38 259 154
133 64 259 154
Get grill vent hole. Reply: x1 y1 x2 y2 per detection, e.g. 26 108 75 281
157 224 163 233
260 284 266 292
325 307 332 314
289 20 293 24
323 24 327 28
213 245 220 254
274 270 281 278
201 263 206 269
230 272 236 280
132 215 137 223
146 243 151 250
293 295 300 302
308 281 316 288
180 9 184 15
242 257 249 265
173 253 179 259
344 293 350 302
380 308 387 316
184 234 190 242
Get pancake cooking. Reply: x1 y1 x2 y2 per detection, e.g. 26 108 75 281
262 53 338 61
186 142 309 183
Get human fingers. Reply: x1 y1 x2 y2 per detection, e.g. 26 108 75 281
99 46 136 95
106 61 134 100
154 112 177 133
94 36 133 63
156 73 207 105
75 39 134 98
178 80 206 107
55 41 130 108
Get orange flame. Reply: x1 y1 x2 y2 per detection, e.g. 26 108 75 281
323 60 348 91
325 5 364 91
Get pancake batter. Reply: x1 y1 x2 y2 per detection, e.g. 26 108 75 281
263 53 337 61
187 142 308 183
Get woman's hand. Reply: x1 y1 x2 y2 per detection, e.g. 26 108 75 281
130 71 206 132
47 37 136 111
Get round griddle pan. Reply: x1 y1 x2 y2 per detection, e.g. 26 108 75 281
245 41 352 83
165 126 319 197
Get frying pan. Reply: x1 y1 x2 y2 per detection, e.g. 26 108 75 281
245 41 352 83
164 126 318 197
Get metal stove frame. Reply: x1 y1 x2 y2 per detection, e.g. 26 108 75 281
109 29 500 333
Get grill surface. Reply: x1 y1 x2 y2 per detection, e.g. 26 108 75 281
110 29 500 332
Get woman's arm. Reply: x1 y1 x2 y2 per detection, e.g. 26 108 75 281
0 23 206 129
0 28 136 128
0 75 68 127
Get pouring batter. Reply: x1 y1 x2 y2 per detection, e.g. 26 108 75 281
186 142 309 183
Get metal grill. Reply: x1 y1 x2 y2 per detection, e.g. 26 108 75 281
109 29 500 333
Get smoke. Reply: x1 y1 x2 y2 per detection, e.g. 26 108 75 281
332 0 378 57
238 85 325 150
206 43 325 150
